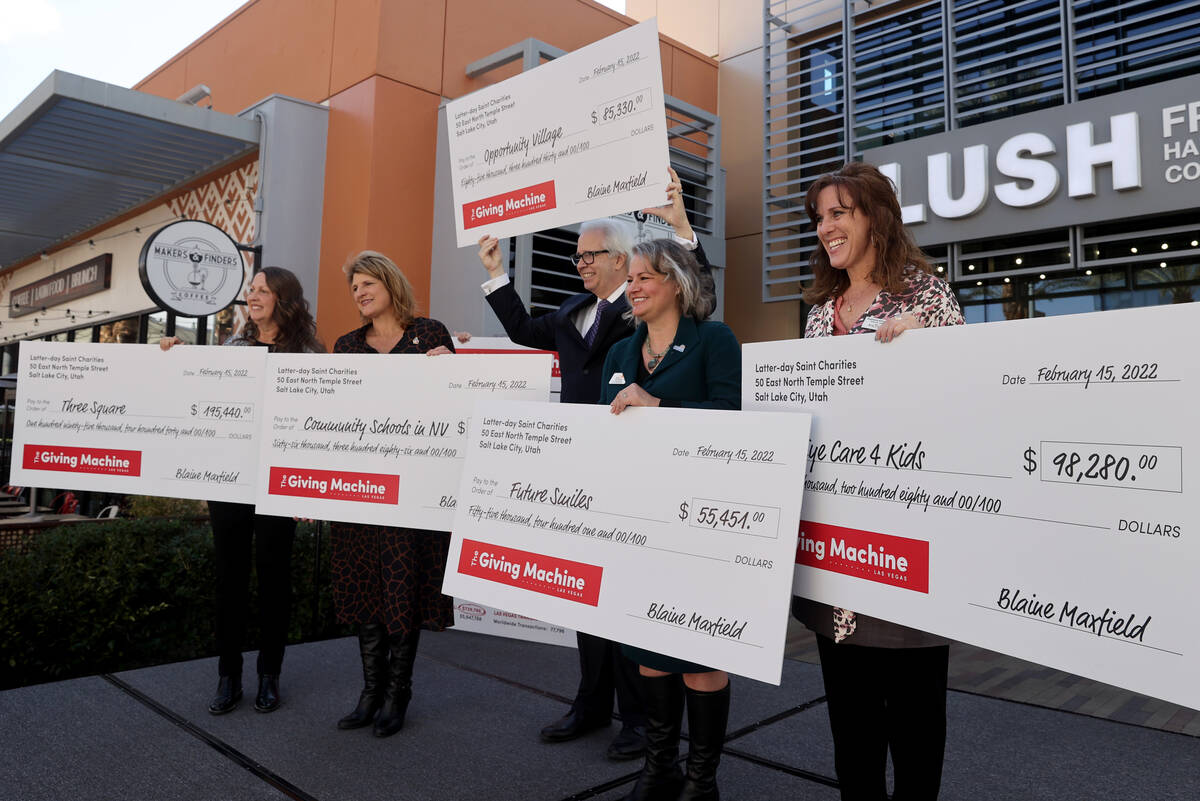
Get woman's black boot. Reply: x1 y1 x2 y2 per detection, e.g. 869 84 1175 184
338 623 388 729
374 629 419 738
622 673 686 801
678 683 730 801
208 675 242 715
254 674 281 713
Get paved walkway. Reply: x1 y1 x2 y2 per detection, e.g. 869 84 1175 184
1 626 1196 800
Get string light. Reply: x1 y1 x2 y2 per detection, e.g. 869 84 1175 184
28 214 182 264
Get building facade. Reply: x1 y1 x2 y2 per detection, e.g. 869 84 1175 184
760 0 1200 328
0 0 720 356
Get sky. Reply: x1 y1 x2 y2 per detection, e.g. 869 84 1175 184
0 0 627 122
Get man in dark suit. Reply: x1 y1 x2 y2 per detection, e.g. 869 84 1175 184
474 170 705 761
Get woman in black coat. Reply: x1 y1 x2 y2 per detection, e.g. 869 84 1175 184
161 266 323 715
601 238 740 801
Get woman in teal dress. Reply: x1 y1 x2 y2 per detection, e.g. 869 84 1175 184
601 238 740 801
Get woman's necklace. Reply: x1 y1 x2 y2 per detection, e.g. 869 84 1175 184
645 339 670 371
841 284 878 323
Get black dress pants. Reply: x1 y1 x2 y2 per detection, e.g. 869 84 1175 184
208 501 296 677
816 634 950 801
574 631 645 728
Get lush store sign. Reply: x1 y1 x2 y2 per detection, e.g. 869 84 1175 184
863 74 1200 245
9 254 112 317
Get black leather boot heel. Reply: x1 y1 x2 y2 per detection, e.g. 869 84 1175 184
374 629 419 738
338 623 388 729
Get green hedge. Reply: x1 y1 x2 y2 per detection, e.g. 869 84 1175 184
0 517 347 690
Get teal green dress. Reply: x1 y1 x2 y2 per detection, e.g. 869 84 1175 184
599 316 741 673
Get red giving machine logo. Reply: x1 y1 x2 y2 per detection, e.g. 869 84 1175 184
23 444 142 476
458 539 602 606
269 466 398 504
796 520 929 593
462 181 557 229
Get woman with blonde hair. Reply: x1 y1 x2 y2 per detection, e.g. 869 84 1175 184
330 250 456 737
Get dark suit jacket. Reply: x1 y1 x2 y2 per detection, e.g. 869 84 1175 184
598 316 740 409
485 284 633 404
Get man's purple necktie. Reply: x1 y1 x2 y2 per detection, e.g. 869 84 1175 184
584 299 609 347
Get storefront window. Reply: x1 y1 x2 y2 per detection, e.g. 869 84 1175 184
174 314 200 345
73 326 95 343
959 265 1195 323
145 311 168 344
210 306 237 345
99 317 140 343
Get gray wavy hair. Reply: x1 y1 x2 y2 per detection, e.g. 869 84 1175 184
628 238 716 320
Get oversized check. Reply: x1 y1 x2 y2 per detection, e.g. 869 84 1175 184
11 342 266 503
446 19 669 246
442 400 811 685
254 353 551 529
744 303 1200 710
455 336 561 400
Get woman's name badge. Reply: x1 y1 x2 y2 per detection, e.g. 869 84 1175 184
609 372 626 385
861 317 884 331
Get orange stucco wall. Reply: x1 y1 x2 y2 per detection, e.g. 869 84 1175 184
135 0 718 345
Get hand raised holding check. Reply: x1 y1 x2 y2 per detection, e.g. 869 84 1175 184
639 167 695 244
477 235 505 280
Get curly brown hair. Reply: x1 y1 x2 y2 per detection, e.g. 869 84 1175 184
242 266 323 353
802 161 932 306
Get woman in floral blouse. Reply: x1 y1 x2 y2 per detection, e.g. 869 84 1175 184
798 162 964 801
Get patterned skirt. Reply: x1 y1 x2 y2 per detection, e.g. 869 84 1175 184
329 523 455 636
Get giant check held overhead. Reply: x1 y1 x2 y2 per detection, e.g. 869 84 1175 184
744 303 1200 710
446 19 669 246
443 401 811 685
11 341 266 503
254 353 552 530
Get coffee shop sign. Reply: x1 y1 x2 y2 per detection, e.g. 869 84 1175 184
862 75 1199 245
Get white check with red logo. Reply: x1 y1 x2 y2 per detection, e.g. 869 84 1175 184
10 341 266 502
253 353 552 530
744 303 1200 710
442 400 811 685
446 19 669 246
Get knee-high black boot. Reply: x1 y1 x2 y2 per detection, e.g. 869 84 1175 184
337 623 388 730
623 673 685 801
374 629 419 738
678 683 730 801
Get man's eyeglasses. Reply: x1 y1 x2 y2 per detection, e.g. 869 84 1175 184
570 249 610 267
